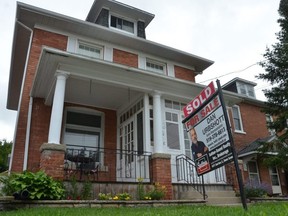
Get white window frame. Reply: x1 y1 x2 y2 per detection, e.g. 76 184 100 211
77 40 103 59
109 14 136 35
63 107 105 151
146 58 167 74
247 161 260 183
232 105 245 133
236 82 256 98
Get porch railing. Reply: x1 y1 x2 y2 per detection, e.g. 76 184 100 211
176 154 207 200
64 145 152 183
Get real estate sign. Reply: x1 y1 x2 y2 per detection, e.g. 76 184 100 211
182 81 233 175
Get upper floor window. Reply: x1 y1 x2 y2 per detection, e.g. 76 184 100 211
110 15 134 34
266 114 275 135
78 41 103 59
232 105 244 133
236 82 255 98
146 58 166 74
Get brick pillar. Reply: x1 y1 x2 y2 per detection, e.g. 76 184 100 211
226 160 244 193
40 143 66 180
150 153 172 200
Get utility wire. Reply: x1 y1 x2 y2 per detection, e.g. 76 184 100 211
198 63 258 84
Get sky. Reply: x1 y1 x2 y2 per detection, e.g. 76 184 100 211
0 0 281 141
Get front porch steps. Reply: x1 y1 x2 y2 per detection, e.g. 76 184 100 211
179 184 241 205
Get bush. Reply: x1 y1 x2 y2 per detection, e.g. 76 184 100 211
0 171 65 200
244 180 272 198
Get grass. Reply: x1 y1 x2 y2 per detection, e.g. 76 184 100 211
1 203 288 216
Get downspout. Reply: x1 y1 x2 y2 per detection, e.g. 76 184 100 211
23 97 33 170
9 20 34 171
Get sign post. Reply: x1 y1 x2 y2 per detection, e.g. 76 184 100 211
216 80 247 210
182 80 247 210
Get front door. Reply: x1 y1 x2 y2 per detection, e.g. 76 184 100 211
118 118 135 181
269 167 282 195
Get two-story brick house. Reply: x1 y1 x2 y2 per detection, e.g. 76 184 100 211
223 77 287 196
10 0 280 200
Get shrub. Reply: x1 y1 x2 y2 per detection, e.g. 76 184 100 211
244 180 272 198
147 182 167 200
137 178 167 200
0 171 65 200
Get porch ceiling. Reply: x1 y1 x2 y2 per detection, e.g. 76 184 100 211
31 47 242 110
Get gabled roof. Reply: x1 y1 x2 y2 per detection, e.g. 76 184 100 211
238 135 277 158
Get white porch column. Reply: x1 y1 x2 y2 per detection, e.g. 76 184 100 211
153 92 163 153
48 72 69 144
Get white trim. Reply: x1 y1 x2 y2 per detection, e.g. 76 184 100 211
109 12 136 35
232 105 245 133
62 107 105 151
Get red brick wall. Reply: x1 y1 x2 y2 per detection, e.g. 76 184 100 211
27 98 51 171
150 155 172 199
113 49 138 67
174 65 196 82
11 29 68 172
230 102 270 152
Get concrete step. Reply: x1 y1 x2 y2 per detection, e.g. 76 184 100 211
178 184 241 205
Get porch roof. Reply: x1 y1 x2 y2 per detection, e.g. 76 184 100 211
237 135 277 158
30 47 241 111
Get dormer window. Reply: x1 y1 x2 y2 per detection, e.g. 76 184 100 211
110 15 134 34
236 82 256 98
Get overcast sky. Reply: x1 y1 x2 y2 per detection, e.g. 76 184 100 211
0 0 281 141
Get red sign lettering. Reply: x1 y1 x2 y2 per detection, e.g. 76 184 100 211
183 81 216 117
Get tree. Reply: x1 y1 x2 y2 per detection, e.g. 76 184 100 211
0 139 12 172
258 0 288 171
258 0 288 144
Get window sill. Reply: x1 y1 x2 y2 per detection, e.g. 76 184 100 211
234 130 246 135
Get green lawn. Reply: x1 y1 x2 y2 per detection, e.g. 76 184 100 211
1 203 288 216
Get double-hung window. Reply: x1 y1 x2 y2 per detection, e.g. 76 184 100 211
232 105 244 132
63 109 103 162
110 15 134 34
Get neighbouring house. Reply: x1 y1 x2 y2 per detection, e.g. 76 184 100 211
223 77 288 196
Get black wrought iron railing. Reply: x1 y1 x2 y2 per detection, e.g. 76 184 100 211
176 154 207 200
64 145 152 183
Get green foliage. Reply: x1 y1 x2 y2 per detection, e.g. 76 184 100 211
113 192 132 200
81 180 92 200
258 0 288 171
258 140 288 171
98 192 112 200
147 182 167 200
1 203 288 216
137 178 167 200
0 171 65 200
244 181 272 198
65 178 92 200
0 139 12 172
